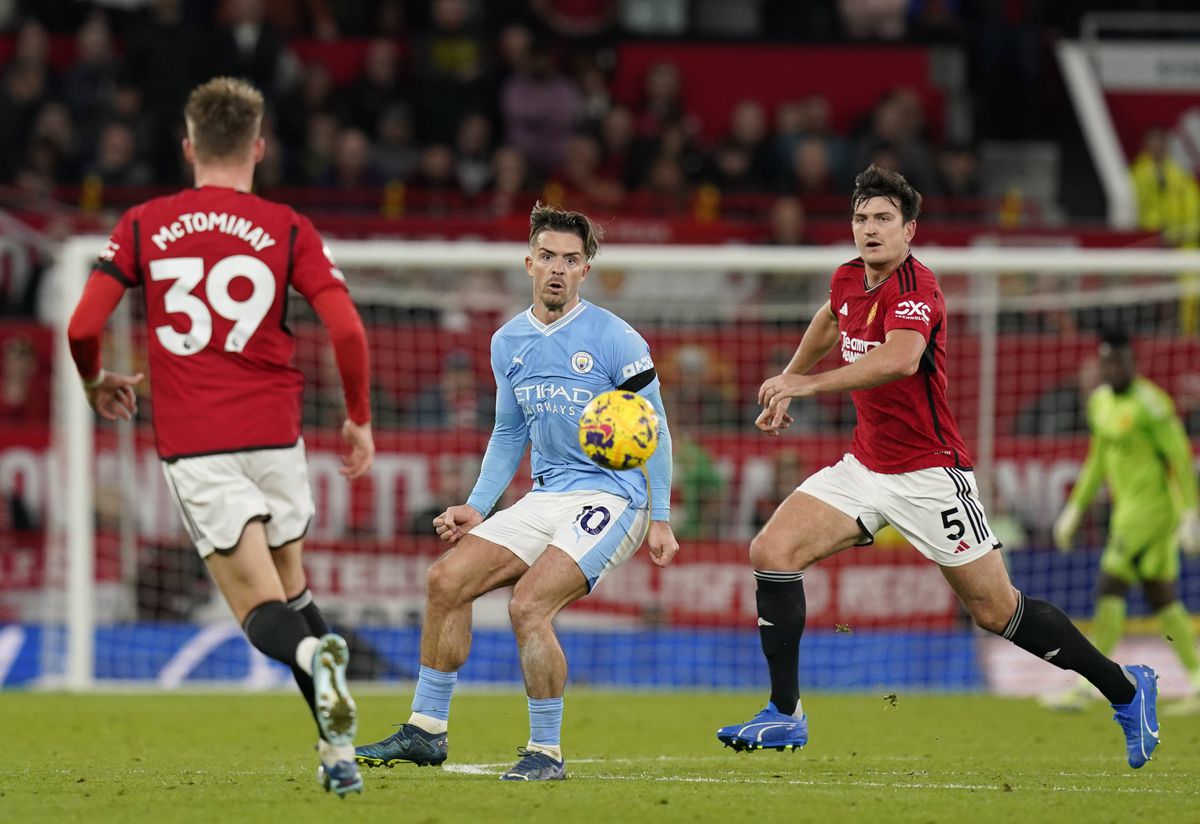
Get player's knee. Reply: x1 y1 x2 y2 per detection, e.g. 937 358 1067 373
507 592 547 632
967 597 1015 634
749 530 811 572
425 559 467 607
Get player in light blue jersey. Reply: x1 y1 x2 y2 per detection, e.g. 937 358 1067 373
356 203 679 781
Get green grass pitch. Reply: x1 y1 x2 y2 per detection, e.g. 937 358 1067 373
1 690 1196 823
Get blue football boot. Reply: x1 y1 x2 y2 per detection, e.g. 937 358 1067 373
717 702 808 752
498 747 567 781
1111 664 1159 769
355 723 448 768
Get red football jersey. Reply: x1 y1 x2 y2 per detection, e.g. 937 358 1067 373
93 186 349 460
828 254 972 473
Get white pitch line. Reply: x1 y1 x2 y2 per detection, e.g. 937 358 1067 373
441 756 1197 795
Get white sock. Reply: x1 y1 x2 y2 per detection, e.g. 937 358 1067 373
525 741 563 762
295 636 320 676
408 711 448 734
318 738 355 764
794 698 804 718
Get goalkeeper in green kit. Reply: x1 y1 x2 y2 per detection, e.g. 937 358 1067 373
1043 328 1200 714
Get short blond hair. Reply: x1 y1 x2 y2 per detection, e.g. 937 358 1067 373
184 77 264 161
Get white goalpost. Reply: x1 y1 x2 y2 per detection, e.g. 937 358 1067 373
40 236 1200 690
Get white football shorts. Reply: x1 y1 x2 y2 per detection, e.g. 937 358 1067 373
161 438 315 558
798 452 1000 567
470 489 650 590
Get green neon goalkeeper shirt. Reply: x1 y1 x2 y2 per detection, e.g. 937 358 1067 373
1068 376 1199 534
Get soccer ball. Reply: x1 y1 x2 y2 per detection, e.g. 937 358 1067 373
578 390 659 470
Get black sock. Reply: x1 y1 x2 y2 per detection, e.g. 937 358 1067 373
754 571 806 716
242 601 312 668
289 588 331 637
287 589 330 741
1002 591 1135 704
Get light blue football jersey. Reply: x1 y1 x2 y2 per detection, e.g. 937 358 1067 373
476 299 661 509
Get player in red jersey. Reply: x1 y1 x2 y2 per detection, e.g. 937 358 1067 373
716 166 1160 769
66 78 372 796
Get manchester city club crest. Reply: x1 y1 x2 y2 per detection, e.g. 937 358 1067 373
571 351 595 374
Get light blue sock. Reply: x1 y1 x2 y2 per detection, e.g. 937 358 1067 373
411 666 457 721
528 697 563 746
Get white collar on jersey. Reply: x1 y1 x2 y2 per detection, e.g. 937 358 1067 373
525 300 588 336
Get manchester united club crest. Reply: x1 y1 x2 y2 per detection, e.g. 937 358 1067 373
571 351 595 374
867 302 878 325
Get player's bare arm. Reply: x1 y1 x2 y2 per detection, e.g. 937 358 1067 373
759 328 925 427
646 520 679 568
754 300 839 435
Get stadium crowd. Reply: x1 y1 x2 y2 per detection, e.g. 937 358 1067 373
6 0 1191 221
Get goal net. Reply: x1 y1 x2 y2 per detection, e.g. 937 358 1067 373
7 238 1200 694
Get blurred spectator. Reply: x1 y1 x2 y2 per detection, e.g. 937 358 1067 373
295 110 339 184
575 56 613 132
641 153 690 208
597 104 635 187
763 196 811 246
0 21 55 182
62 12 120 145
788 135 838 196
0 331 49 425
773 94 847 190
454 112 494 195
1130 127 1200 250
411 143 458 192
501 48 582 175
406 350 495 429
1013 357 1102 436
125 0 210 175
557 132 623 205
633 60 686 135
372 104 420 183
212 0 290 96
852 89 939 195
341 37 406 134
709 99 772 191
276 60 335 148
321 127 379 189
1129 127 1200 332
411 0 489 143
85 122 153 187
937 142 982 198
25 101 78 183
488 144 538 214
630 116 706 190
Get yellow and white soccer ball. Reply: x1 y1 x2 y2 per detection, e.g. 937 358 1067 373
578 390 659 470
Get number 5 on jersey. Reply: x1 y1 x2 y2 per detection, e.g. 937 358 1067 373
150 255 276 355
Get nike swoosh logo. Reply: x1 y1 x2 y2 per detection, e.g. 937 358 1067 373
757 618 774 627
